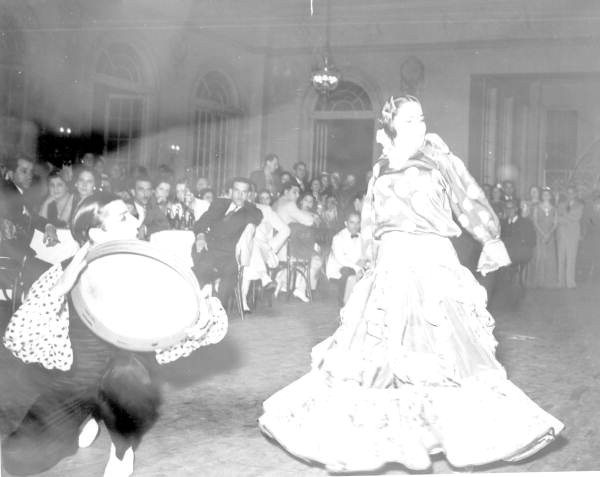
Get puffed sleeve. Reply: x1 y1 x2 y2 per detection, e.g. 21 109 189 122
154 296 228 364
360 162 383 263
425 133 511 275
2 264 73 370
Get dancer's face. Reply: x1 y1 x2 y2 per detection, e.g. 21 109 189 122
89 199 139 244
392 101 426 156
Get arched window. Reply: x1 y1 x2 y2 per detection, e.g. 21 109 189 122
0 13 26 147
192 71 240 190
315 81 372 112
312 81 374 179
94 43 146 166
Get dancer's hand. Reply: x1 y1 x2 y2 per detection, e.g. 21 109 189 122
53 242 91 296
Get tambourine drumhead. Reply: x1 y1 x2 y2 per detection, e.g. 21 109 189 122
71 240 202 352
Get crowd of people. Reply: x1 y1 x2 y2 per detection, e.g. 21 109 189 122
481 179 600 290
0 151 371 315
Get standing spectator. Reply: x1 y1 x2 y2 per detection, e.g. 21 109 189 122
490 185 505 220
326 211 368 306
143 178 171 238
530 187 558 288
579 193 600 281
310 178 323 205
192 178 263 306
502 180 518 203
329 171 342 198
132 175 153 238
556 185 584 288
500 199 536 287
291 161 310 192
250 153 281 197
526 185 541 210
319 172 332 197
339 173 361 214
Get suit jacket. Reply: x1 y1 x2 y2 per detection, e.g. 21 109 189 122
249 170 281 195
501 216 536 265
194 198 263 256
0 179 50 258
292 175 309 193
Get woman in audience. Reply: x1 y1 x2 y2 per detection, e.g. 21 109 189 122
527 185 541 210
556 185 584 288
39 170 74 228
70 167 97 222
530 186 558 288
319 172 332 197
310 178 323 205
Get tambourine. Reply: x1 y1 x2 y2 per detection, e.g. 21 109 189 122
70 239 202 352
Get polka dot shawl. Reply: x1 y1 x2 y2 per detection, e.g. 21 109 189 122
3 264 229 370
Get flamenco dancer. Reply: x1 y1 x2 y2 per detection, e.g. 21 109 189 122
2 192 227 476
259 96 564 473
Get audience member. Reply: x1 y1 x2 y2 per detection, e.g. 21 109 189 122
192 178 263 307
39 170 74 228
556 185 584 289
326 211 368 306
291 161 310 192
530 187 558 288
500 199 536 286
250 153 281 197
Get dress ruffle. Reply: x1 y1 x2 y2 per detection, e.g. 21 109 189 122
259 232 564 472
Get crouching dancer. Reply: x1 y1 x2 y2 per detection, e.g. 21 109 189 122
1 192 227 476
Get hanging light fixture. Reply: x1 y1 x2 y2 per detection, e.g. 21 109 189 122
311 0 340 94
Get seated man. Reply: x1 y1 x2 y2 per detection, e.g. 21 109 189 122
0 155 58 289
326 211 368 306
192 178 263 307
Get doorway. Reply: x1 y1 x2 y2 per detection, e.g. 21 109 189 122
314 118 374 187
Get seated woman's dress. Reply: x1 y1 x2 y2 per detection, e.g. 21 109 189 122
258 134 564 472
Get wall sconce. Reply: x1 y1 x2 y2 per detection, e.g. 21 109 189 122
170 144 181 153
58 127 72 136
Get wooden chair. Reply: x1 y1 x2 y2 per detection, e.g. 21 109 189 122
0 255 27 314
285 223 317 302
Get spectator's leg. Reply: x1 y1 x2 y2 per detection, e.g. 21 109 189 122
192 250 218 287
309 255 323 292
566 232 579 288
556 233 567 288
338 267 355 306
215 256 238 307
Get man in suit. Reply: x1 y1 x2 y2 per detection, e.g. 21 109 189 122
291 161 310 193
192 177 263 306
249 153 281 197
501 199 536 275
0 155 58 288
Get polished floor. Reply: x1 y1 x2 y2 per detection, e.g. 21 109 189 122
1 278 599 476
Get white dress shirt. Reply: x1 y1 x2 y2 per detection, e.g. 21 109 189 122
326 228 365 280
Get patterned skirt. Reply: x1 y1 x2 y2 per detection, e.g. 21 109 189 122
259 231 564 472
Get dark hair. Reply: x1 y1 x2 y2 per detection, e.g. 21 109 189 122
134 174 153 187
47 169 67 184
379 95 421 141
230 177 252 189
264 153 279 165
75 166 98 185
293 161 306 171
70 191 121 245
6 154 34 171
281 181 300 195
297 191 315 210
198 187 215 200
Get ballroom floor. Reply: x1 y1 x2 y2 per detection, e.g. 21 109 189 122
1 278 599 476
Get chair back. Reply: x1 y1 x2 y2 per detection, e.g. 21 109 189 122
236 223 256 267
288 223 316 261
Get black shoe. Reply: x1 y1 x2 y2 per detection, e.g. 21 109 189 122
262 281 277 292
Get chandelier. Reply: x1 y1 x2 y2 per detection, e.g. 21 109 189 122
310 0 340 94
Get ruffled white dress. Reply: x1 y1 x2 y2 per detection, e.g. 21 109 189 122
259 135 564 473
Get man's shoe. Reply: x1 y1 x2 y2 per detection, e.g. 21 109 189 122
293 289 310 303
